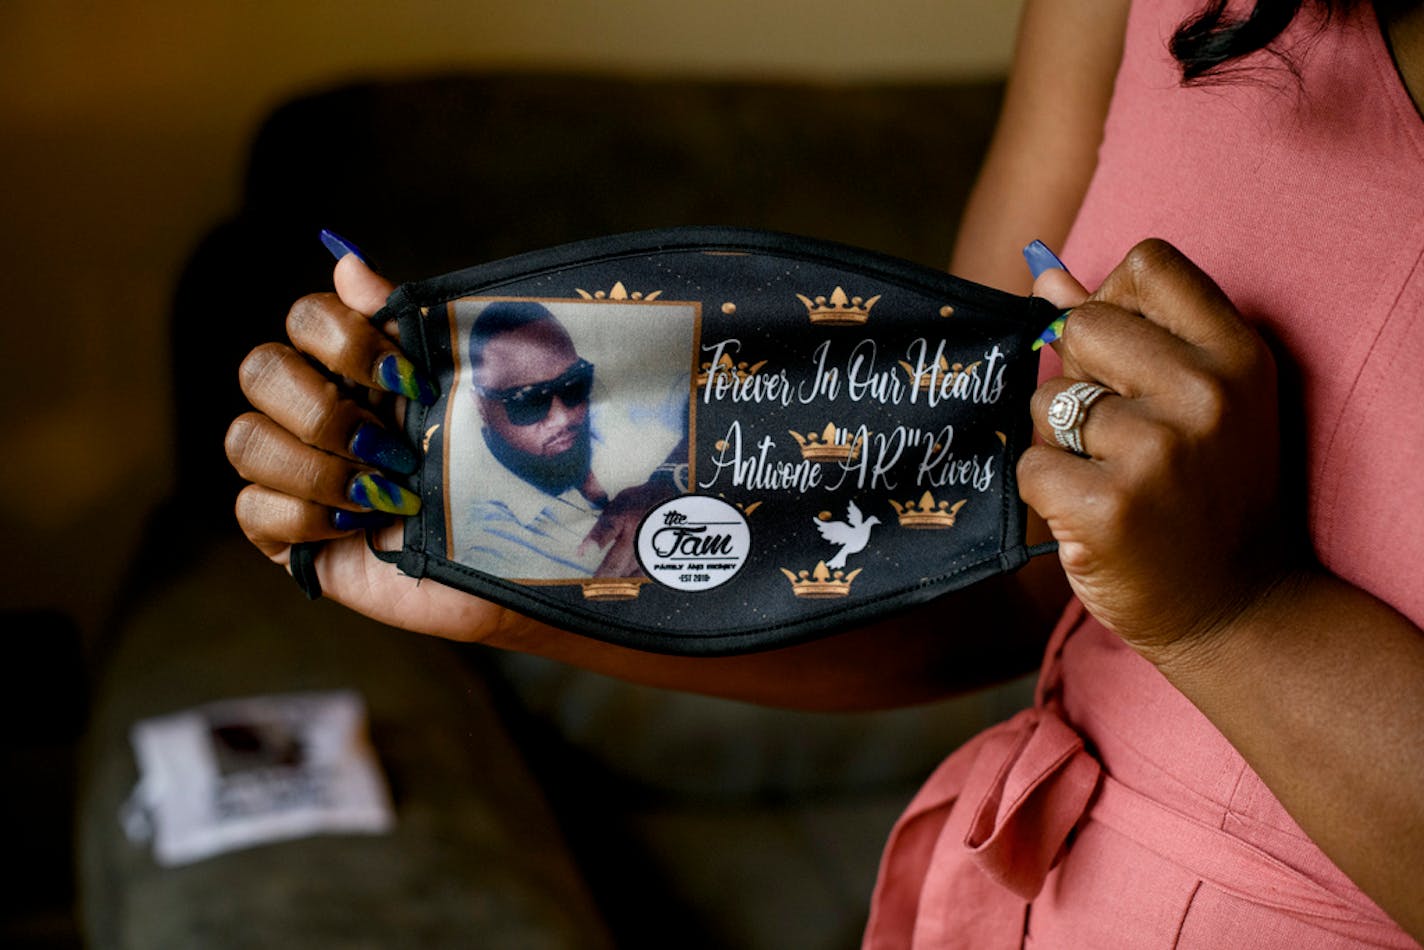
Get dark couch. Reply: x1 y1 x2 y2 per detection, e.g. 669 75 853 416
80 73 1031 950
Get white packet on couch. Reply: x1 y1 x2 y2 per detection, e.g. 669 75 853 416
126 689 394 866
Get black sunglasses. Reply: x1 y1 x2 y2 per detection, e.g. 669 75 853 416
476 358 595 426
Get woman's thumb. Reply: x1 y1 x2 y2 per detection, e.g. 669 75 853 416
334 254 396 317
1024 239 1089 309
321 229 396 316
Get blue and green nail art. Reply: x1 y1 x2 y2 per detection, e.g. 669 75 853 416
348 472 420 516
1031 310 1071 351
376 353 438 405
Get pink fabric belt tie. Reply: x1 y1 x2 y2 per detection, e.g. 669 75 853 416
863 705 1099 950
958 707 1100 901
862 703 1408 949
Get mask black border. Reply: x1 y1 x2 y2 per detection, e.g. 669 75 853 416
370 226 1057 656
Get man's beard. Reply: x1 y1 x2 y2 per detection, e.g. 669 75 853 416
483 424 593 498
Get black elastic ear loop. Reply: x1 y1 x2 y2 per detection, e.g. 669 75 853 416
367 529 403 564
1025 540 1060 558
291 531 405 600
290 541 324 600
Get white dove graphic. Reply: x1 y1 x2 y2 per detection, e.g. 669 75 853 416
814 500 881 569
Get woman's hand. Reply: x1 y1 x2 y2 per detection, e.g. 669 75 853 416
1018 239 1295 664
1023 241 1424 937
225 253 523 644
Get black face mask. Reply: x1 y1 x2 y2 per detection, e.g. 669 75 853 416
369 227 1057 656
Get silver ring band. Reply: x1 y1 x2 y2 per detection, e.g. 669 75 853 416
1047 381 1112 456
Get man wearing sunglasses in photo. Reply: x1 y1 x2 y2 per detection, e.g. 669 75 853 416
461 301 687 580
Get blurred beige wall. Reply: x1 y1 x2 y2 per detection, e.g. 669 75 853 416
0 0 1023 641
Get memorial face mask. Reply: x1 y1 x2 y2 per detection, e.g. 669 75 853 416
371 228 1057 655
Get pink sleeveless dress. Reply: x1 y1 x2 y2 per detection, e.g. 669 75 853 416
863 0 1424 946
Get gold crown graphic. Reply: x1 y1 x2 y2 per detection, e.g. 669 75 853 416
580 578 647 601
890 493 967 529
789 423 865 463
779 562 862 598
713 494 764 517
575 281 663 302
896 358 983 392
697 352 769 388
796 287 880 326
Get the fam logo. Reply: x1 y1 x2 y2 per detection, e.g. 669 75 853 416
636 496 751 592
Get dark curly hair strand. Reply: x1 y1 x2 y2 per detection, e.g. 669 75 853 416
1170 0 1349 81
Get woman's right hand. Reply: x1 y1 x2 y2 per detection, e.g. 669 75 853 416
224 252 534 645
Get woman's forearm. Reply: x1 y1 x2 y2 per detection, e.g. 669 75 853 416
949 0 1129 293
1152 570 1424 939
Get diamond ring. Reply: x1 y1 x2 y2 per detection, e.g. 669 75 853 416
1047 381 1113 456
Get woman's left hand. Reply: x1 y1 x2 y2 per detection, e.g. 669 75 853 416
1019 239 1295 664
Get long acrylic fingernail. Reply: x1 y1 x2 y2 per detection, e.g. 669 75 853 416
1023 240 1068 279
376 353 438 405
350 422 418 475
348 472 420 515
332 509 395 532
320 229 368 264
1032 309 1073 351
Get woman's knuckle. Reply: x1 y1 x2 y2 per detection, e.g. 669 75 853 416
285 293 337 344
1136 419 1184 468
1126 238 1178 273
1016 443 1050 482
224 413 264 469
238 342 294 395
234 485 291 542
234 483 265 522
1178 369 1230 433
294 380 345 445
1230 332 1276 383
1075 484 1123 540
